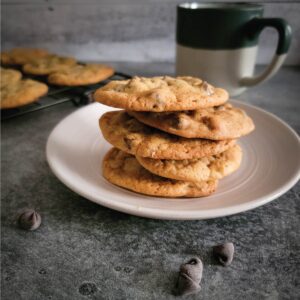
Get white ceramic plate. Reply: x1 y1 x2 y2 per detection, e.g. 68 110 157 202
46 101 300 220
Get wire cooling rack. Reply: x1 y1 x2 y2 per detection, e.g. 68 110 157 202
1 71 132 120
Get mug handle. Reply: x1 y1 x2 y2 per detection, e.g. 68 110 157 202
240 18 292 87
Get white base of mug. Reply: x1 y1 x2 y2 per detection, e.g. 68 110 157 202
176 44 258 96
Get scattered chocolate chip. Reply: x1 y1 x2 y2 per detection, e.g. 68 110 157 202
123 266 134 274
38 268 47 275
79 282 97 296
18 209 41 231
175 257 203 296
213 242 234 266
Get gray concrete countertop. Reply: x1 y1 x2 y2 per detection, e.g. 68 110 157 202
1 63 300 300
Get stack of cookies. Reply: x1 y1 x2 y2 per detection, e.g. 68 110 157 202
94 76 254 198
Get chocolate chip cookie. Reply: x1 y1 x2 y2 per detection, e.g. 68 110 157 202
1 67 22 87
136 144 242 182
48 64 114 86
129 103 254 140
23 55 77 75
1 48 49 65
94 76 228 112
99 111 235 160
103 148 218 197
1 79 48 109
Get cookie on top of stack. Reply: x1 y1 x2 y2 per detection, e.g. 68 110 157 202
94 76 254 198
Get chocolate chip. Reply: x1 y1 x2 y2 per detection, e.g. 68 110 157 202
177 273 201 296
17 209 41 231
175 257 203 296
170 115 180 128
79 283 97 296
38 268 47 275
201 116 219 130
123 137 134 150
187 258 198 265
170 115 189 130
213 242 234 266
123 266 134 274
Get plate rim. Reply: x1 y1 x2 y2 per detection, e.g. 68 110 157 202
46 100 300 220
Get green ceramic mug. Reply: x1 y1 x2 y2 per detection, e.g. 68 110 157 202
176 2 292 96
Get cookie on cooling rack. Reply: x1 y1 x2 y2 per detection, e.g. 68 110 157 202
1 79 48 109
48 64 114 86
22 55 77 75
1 48 49 65
1 67 22 87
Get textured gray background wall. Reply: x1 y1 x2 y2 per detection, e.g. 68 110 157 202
2 0 300 65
